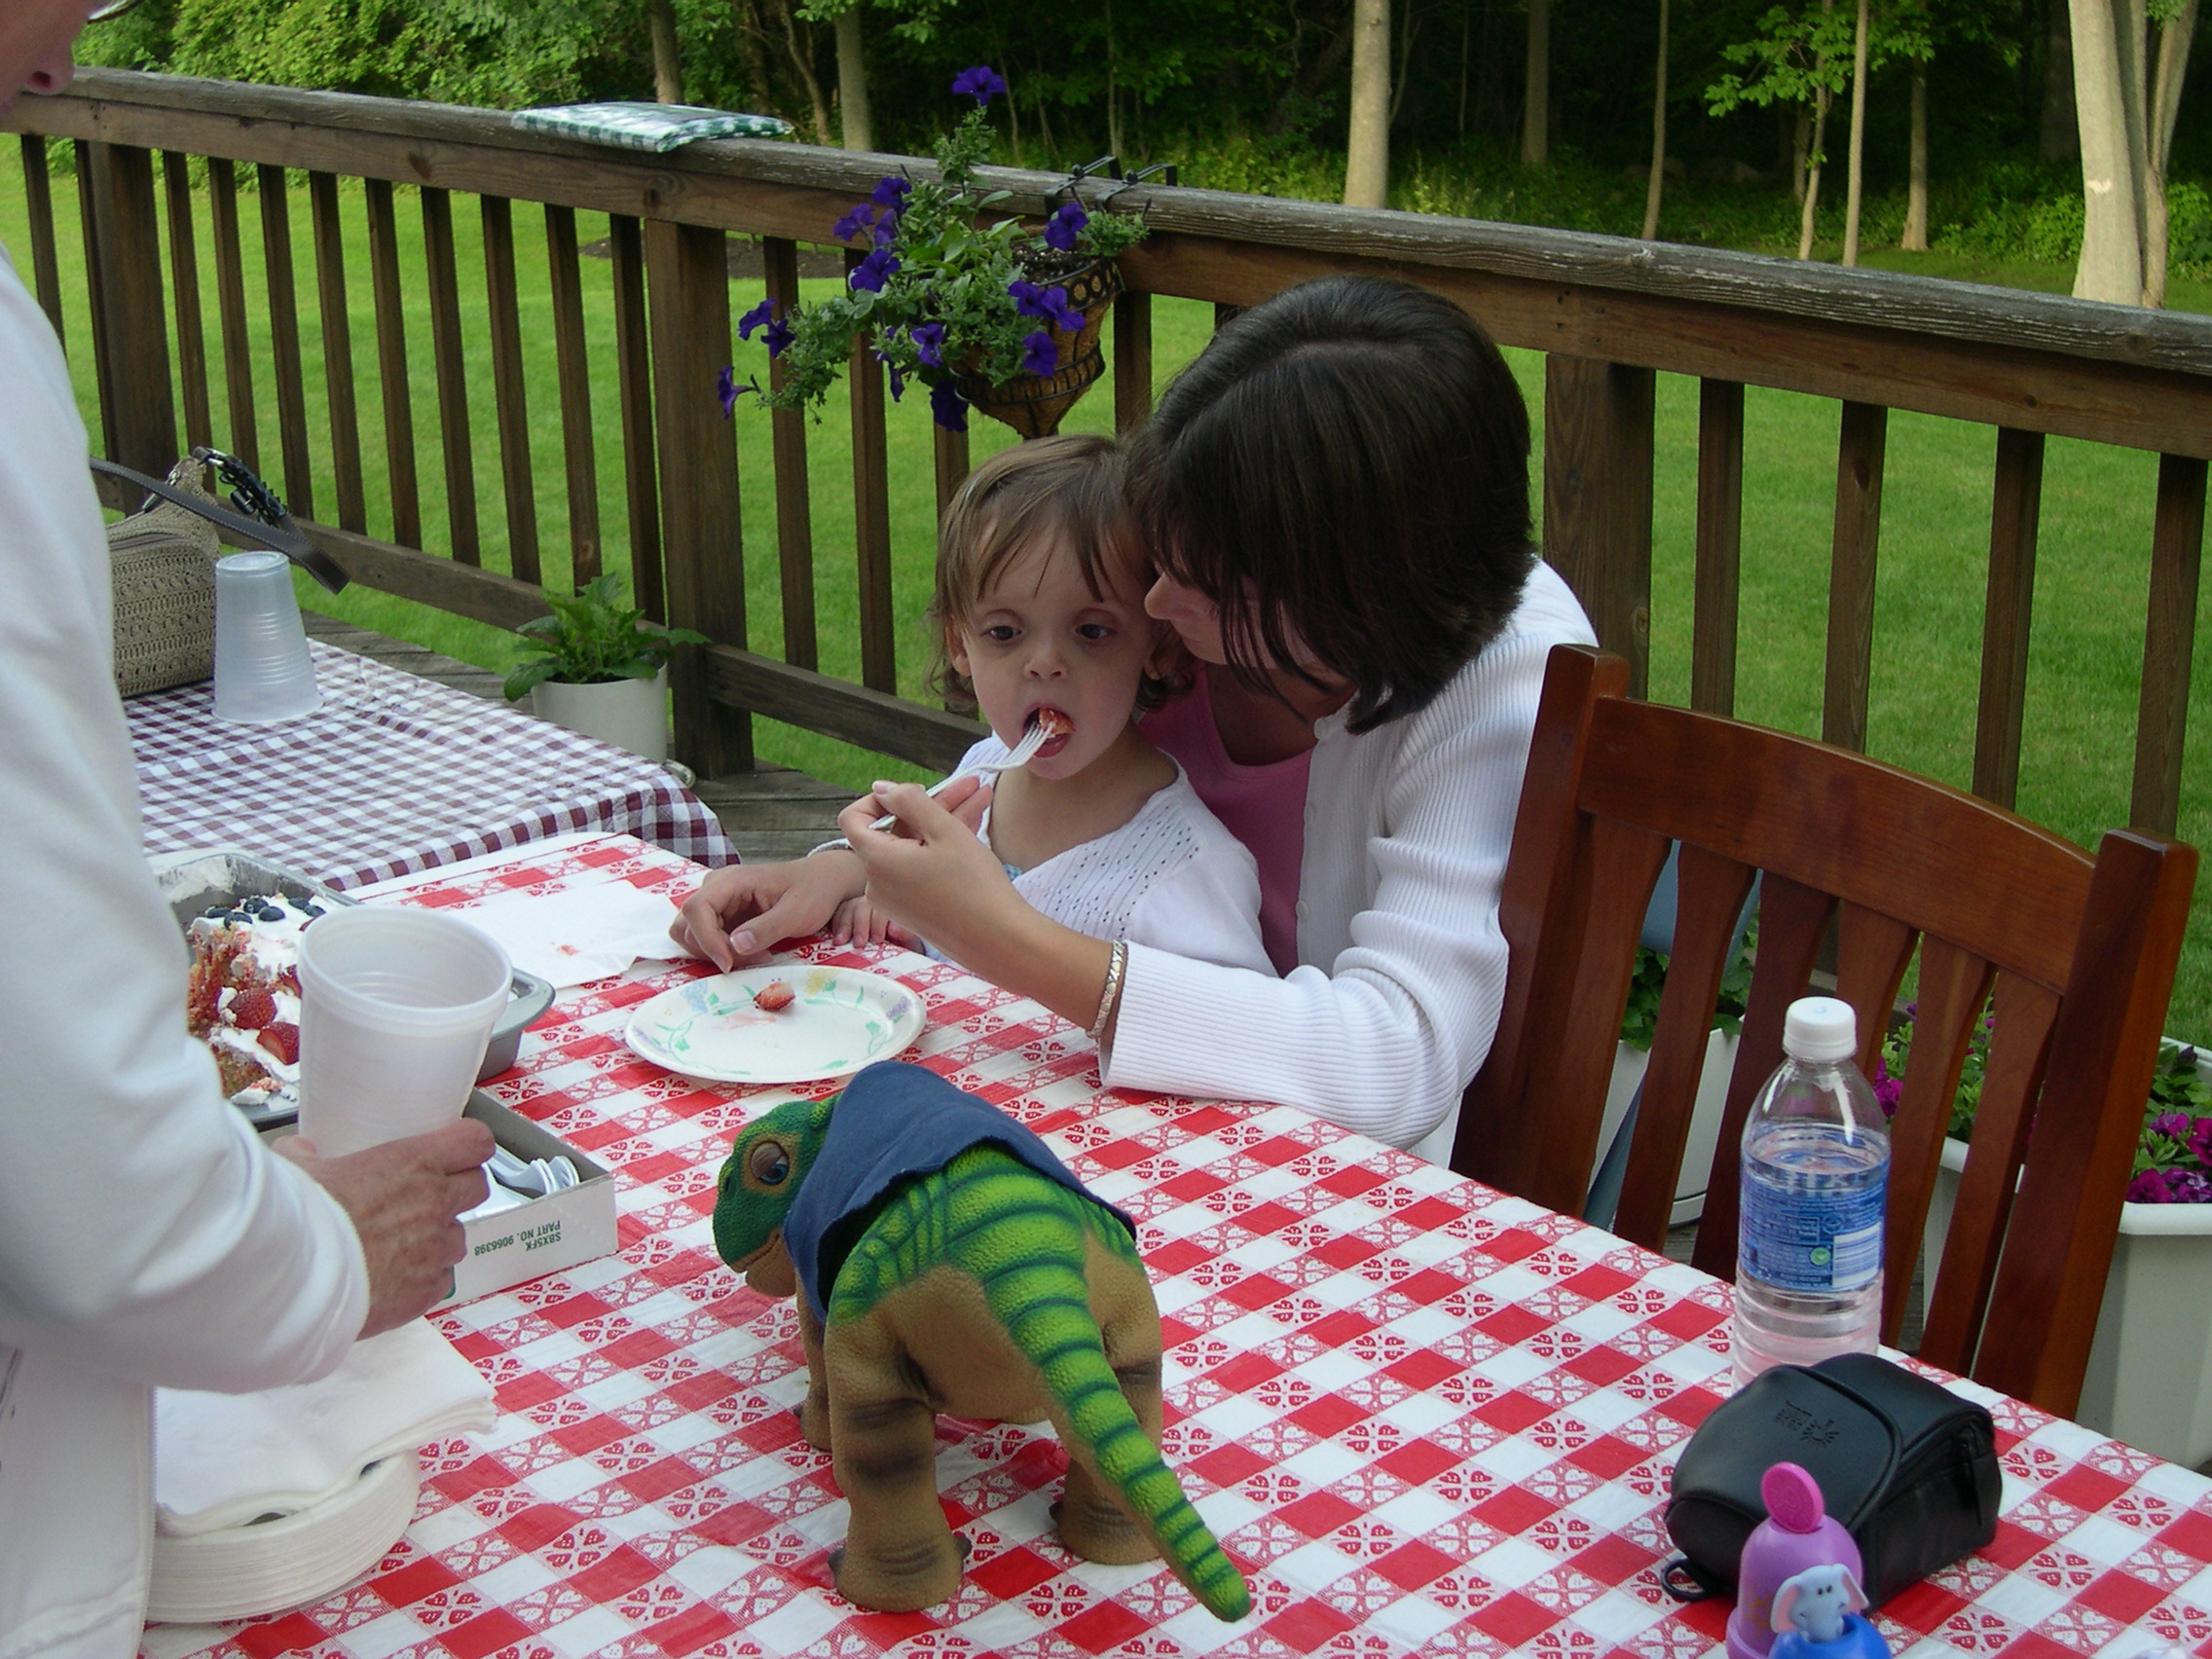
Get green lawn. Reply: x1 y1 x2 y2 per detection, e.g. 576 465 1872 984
11 158 2212 1042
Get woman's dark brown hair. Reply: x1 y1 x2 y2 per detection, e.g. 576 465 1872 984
930 431 1174 714
1127 276 1535 733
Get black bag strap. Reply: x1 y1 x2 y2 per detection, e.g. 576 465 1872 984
91 450 349 594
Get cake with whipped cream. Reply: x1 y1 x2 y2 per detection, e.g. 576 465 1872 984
185 894 326 1107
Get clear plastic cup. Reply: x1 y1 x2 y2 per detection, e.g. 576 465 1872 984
296 908 511 1158
213 551 319 723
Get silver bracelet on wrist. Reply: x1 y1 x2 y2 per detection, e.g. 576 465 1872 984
1088 939 1129 1042
807 837 854 857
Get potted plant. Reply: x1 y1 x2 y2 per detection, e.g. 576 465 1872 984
1896 1013 2212 1468
503 574 703 763
718 65 1149 440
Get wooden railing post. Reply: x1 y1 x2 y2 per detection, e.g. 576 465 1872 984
1825 401 1888 753
2132 454 2208 835
1543 356 1655 696
847 251 897 697
761 237 816 667
608 215 662 623
1115 289 1153 436
82 141 175 472
645 219 753 777
1973 428 2045 808
1692 378 1746 717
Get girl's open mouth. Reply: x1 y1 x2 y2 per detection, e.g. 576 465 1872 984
1027 706 1075 757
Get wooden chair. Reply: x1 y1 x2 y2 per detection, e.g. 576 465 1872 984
1453 645 2196 1419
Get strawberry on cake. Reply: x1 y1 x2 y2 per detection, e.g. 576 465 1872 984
185 894 326 1107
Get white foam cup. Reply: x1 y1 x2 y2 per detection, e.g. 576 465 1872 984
213 551 319 722
296 908 511 1158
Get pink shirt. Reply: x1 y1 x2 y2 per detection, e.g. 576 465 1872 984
1140 666 1310 976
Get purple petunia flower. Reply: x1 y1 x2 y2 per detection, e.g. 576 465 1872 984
1008 279 1084 334
1020 330 1058 378
848 248 901 293
2154 1110 2194 1139
716 364 740 419
873 214 899 248
832 203 875 243
1043 202 1088 251
2168 1167 2212 1201
951 64 1008 105
872 175 913 211
1871 1057 1901 1122
739 298 794 359
931 378 969 432
2129 1167 2173 1202
2192 1117 2212 1168
909 321 946 368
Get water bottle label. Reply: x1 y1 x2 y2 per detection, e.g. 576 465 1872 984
1740 1167 1886 1293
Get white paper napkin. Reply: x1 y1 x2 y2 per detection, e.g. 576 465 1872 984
456 881 695 987
154 1319 494 1536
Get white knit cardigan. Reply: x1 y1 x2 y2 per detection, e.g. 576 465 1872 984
1104 561 1597 1164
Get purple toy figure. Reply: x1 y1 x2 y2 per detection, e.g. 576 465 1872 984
1726 1464 1864 1659
1770 1563 1889 1659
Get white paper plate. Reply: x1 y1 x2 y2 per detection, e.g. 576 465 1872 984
623 965 923 1085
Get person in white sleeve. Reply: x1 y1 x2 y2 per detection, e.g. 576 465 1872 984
694 435 1270 983
679 278 1595 1162
3 11 496 1656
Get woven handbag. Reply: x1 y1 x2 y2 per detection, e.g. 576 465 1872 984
97 450 346 698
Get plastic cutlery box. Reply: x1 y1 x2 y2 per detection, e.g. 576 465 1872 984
440 1090 618 1309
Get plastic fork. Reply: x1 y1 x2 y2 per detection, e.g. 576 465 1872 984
866 718 1053 831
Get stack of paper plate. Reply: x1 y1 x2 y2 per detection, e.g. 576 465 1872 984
145 1453 419 1624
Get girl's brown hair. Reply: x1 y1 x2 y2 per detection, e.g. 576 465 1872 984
1127 276 1536 734
931 433 1174 714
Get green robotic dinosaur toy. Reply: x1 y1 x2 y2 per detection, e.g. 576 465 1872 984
712 1060 1250 1621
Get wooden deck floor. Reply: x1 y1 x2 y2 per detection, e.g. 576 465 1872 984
302 610 850 862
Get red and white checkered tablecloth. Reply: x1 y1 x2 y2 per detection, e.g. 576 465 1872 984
142 836 2212 1659
129 643 735 889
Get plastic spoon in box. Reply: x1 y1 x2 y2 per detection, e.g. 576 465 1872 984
866 714 1059 832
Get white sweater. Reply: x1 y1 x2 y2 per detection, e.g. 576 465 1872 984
954 737 1272 977
0 247 368 1659
1105 561 1597 1163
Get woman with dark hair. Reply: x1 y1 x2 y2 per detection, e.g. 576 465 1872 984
678 276 1595 1161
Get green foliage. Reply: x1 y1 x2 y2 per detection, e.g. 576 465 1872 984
503 574 705 700
745 81 1146 422
1707 3 1860 131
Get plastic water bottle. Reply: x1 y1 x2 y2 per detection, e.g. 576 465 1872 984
1732 996 1890 1387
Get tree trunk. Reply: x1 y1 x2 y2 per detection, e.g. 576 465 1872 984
2143 0 2197 307
834 7 873 151
1459 2 1472 136
1800 84 1832 259
729 0 775 116
2070 0 2151 304
1522 0 1551 166
1390 0 1420 126
1903 58 1930 249
646 0 684 104
2045 0 2082 160
770 0 834 146
1642 0 1670 240
1346 0 1392 206
1792 106 1810 203
1842 0 1872 265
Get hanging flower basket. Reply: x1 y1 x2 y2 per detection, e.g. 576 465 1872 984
716 65 1148 444
952 257 1123 439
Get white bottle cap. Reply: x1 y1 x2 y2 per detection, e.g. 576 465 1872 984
1783 996 1860 1063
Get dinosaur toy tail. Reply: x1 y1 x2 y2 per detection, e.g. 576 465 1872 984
985 1235 1251 1622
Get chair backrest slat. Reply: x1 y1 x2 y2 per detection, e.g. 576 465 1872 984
1919 972 2056 1372
1615 842 1756 1247
1832 903 1918 1078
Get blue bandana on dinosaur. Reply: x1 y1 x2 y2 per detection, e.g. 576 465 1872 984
780 1060 1137 1322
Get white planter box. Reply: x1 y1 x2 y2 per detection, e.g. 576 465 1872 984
1924 1127 2212 1469
531 667 669 762
1600 1029 1741 1226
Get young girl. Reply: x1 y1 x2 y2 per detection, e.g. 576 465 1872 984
793 434 1271 979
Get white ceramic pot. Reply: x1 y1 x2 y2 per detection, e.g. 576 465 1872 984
1599 1029 1742 1227
530 667 669 762
1924 1126 2212 1468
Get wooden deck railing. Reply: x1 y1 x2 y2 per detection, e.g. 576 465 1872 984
11 68 2212 837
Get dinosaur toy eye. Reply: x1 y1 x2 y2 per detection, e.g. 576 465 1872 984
747 1139 793 1187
